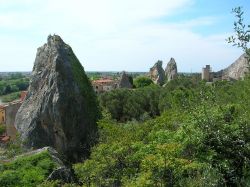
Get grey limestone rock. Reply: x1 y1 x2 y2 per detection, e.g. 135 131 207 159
165 58 178 82
149 60 165 85
220 53 249 80
118 71 133 88
14 35 100 161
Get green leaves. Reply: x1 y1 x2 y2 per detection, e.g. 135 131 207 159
134 76 154 88
227 6 250 62
0 151 57 187
75 77 250 186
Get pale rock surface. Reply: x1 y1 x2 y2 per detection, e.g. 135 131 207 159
149 60 165 85
220 54 249 80
165 58 178 82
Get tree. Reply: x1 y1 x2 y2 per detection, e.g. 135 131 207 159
227 7 250 61
3 85 11 95
128 75 134 88
134 76 153 88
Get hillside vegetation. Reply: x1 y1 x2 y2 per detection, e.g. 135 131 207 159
0 7 249 186
1 75 250 186
0 73 29 102
0 150 58 187
73 77 250 186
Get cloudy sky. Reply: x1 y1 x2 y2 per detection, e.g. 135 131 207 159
0 0 249 72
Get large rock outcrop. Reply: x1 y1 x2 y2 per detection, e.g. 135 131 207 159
118 71 133 88
218 53 249 80
149 60 165 85
165 58 178 82
15 35 100 161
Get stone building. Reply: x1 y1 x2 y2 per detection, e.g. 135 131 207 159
202 65 213 81
92 78 117 94
202 54 249 82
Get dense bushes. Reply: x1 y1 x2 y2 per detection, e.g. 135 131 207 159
1 75 249 186
0 151 58 187
74 111 221 186
74 77 250 186
99 85 161 122
99 76 199 122
0 77 249 186
134 76 153 88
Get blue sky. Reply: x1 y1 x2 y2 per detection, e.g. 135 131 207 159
0 0 249 72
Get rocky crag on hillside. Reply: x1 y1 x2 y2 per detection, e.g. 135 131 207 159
149 58 178 85
215 53 249 80
15 35 100 161
149 60 166 85
118 71 133 88
165 58 178 82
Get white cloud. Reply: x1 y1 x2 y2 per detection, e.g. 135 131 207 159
0 0 243 72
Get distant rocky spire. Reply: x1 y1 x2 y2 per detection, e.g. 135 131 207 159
165 58 178 82
149 60 165 85
118 71 133 88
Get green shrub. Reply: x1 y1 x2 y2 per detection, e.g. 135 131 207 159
134 76 153 88
0 151 58 187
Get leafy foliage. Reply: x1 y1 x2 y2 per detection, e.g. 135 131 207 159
0 92 21 103
227 6 250 61
74 77 250 186
99 85 161 122
99 76 199 122
0 151 58 187
134 76 153 88
0 74 29 96
1 7 250 186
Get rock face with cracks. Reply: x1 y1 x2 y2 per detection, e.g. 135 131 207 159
15 35 100 161
219 53 249 80
165 58 178 82
149 60 165 85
